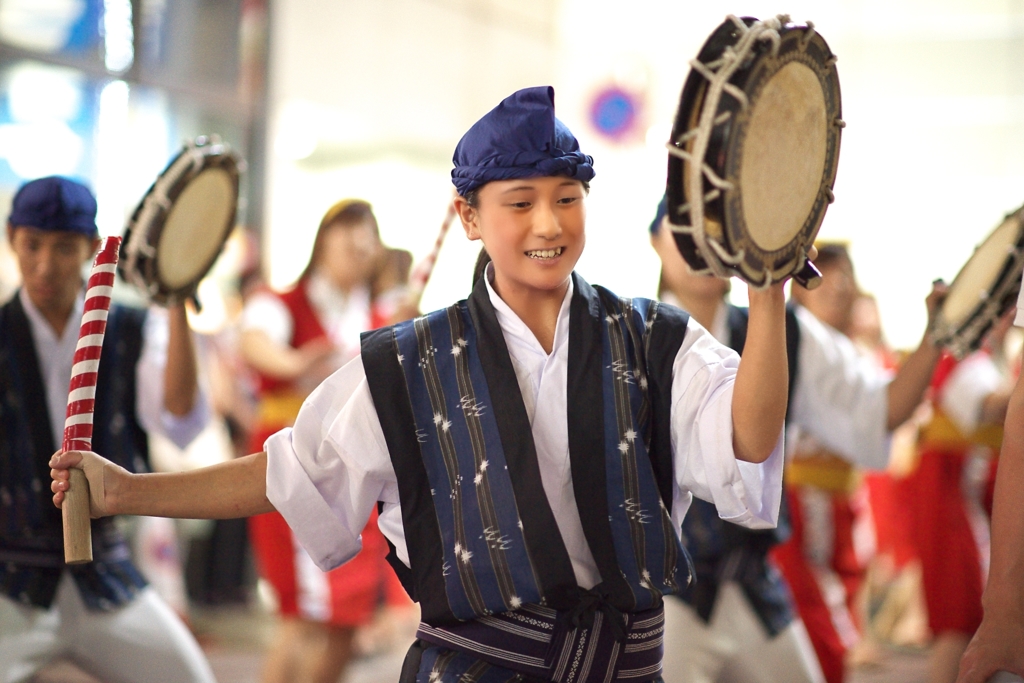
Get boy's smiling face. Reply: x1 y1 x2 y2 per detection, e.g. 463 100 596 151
457 176 586 301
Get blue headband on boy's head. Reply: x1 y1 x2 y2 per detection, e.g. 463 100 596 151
8 176 98 237
451 86 595 196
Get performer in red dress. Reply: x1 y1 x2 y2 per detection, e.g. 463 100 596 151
908 341 1011 683
240 199 413 683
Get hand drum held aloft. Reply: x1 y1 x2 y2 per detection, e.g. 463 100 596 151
119 135 242 307
61 236 121 564
931 205 1024 359
665 15 843 289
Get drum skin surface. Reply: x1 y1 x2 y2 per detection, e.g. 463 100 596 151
120 136 241 305
739 61 827 252
156 167 236 290
667 16 842 287
932 206 1024 358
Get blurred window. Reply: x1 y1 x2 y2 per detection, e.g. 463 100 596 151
0 0 268 240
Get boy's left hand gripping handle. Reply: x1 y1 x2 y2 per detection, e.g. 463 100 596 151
62 236 120 565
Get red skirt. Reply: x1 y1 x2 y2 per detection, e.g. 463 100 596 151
248 424 410 627
770 484 866 683
906 447 985 636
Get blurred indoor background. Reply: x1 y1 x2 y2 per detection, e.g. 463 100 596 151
3 2 1022 682
0 0 1022 349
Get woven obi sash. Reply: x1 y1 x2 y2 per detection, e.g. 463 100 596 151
361 273 692 626
918 411 1004 452
786 452 861 494
255 390 306 428
416 601 665 682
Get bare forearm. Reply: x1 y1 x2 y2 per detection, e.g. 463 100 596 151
732 285 788 463
982 378 1024 621
164 305 199 416
240 329 305 380
886 333 941 430
113 452 274 519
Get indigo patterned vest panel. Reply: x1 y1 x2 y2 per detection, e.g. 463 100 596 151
595 291 691 610
366 274 693 622
0 298 149 610
393 304 542 619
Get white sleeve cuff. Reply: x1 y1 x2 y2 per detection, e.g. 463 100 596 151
941 354 1004 434
670 317 784 531
694 382 784 530
159 389 211 450
265 427 362 572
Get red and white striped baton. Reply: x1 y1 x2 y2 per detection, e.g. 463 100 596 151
406 196 458 310
62 236 121 565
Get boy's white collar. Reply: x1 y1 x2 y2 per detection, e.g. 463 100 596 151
482 262 574 353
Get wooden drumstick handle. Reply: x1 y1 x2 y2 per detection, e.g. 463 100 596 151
63 469 93 565
61 236 120 565
791 258 822 290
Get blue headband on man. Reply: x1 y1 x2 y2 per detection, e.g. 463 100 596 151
8 176 98 237
451 86 595 196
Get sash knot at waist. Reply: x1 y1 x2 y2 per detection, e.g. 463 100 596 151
416 600 664 682
562 587 628 643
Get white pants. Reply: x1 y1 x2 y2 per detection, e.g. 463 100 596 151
0 571 215 683
662 582 825 683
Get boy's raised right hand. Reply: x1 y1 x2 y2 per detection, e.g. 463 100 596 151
50 450 129 518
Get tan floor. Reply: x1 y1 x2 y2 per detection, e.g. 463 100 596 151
32 603 416 683
33 603 930 683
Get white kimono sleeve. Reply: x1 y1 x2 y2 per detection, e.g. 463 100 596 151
264 356 402 572
941 353 1004 435
788 307 891 470
135 306 210 450
669 317 785 532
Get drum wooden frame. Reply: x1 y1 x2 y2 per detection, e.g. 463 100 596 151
120 135 241 305
666 15 843 288
932 206 1024 359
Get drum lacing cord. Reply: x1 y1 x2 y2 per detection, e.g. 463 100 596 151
665 14 796 289
122 139 211 295
931 214 1024 358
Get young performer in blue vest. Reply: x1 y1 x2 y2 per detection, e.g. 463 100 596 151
52 86 789 683
1 176 215 682
649 200 945 683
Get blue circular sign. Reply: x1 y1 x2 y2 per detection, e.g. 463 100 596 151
589 87 640 140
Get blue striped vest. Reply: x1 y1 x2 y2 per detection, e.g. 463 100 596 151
362 274 693 625
0 294 148 611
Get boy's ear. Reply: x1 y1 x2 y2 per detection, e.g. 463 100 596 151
454 196 481 241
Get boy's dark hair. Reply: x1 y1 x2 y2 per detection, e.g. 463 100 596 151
472 248 492 288
462 180 590 208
